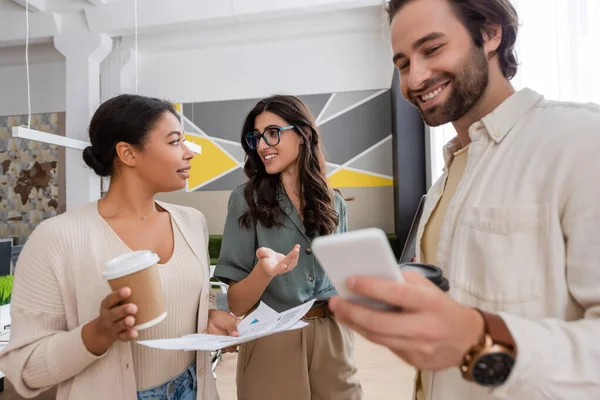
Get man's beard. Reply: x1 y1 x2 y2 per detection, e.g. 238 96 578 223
411 45 490 127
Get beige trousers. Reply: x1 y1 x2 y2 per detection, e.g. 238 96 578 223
236 316 364 400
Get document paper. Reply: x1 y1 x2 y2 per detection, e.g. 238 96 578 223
137 299 316 351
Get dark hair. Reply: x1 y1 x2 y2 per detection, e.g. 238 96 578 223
239 95 339 238
83 94 177 177
386 0 519 79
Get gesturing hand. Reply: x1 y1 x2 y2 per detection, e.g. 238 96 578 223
256 245 300 278
82 287 138 356
329 271 485 371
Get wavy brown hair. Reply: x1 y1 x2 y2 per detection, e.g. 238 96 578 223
239 95 339 238
386 0 519 79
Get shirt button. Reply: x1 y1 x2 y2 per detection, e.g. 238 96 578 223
308 275 314 282
125 363 129 369
305 247 312 255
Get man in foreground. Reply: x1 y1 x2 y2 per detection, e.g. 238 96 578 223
329 0 600 399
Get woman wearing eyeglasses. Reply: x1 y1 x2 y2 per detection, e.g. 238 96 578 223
213 95 363 400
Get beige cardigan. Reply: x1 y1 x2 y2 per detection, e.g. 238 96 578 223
0 201 219 399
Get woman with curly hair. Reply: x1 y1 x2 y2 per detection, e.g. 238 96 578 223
214 95 363 400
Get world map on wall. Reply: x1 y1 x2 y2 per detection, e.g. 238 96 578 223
0 114 61 244
1 160 58 207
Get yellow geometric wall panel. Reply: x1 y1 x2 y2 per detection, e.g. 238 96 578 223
327 168 393 188
178 90 395 191
185 134 239 192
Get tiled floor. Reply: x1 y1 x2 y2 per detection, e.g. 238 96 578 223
0 335 415 399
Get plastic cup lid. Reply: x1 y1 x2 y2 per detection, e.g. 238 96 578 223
102 250 160 280
398 262 441 280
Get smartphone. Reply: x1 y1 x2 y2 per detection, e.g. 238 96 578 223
311 228 405 310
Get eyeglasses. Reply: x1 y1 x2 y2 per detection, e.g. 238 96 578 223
245 126 295 150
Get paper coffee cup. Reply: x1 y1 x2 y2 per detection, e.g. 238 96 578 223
103 250 167 330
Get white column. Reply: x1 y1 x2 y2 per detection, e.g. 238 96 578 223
100 38 138 102
119 48 138 95
99 40 139 195
54 13 112 209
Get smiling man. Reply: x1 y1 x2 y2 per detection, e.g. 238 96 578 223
328 0 600 399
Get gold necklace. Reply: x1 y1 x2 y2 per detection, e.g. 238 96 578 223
101 202 152 221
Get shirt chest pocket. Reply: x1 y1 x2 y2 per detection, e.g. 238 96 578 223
452 204 549 304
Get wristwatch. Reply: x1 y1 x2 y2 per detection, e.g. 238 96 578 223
460 309 517 387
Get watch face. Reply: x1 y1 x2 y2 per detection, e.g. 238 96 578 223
472 352 515 387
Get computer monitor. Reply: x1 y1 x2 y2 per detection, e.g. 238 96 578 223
0 239 13 277
399 195 426 264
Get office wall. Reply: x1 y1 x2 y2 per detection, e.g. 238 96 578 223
0 20 397 236
0 62 66 117
0 112 66 244
159 186 395 236
136 30 393 105
0 55 397 236
157 89 395 234
391 69 427 242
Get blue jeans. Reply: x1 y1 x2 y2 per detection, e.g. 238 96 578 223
137 362 197 400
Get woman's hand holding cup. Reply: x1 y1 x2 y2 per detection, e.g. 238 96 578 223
82 287 138 356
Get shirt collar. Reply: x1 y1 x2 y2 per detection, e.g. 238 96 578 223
442 136 463 168
441 88 544 168
481 87 544 144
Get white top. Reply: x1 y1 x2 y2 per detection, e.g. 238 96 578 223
417 88 600 399
101 216 203 390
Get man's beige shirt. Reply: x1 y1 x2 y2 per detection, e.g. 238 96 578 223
415 88 600 400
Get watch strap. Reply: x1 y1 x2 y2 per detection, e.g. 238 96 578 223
475 309 517 353
461 309 517 382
